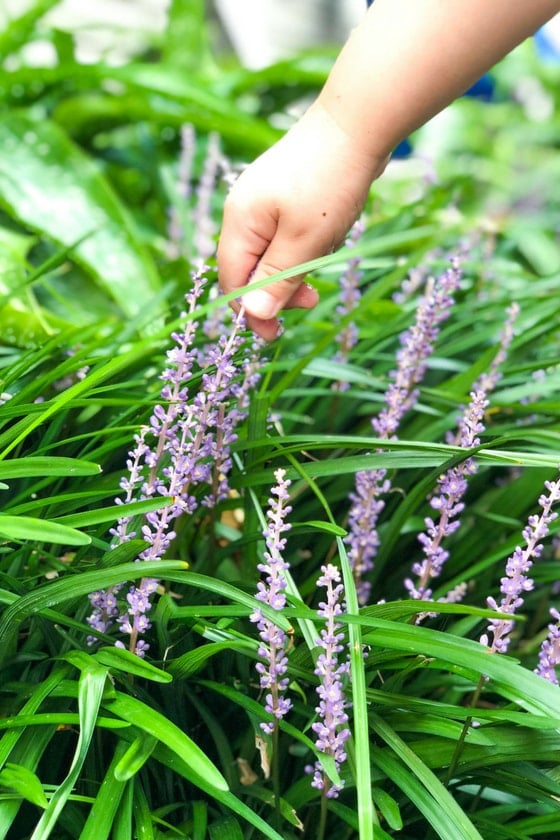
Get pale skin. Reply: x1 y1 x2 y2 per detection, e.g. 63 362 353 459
217 0 560 340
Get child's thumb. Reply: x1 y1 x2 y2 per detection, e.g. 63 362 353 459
241 243 317 321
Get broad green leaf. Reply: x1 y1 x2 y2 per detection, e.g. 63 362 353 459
53 497 173 528
0 226 33 295
0 714 128 732
0 301 68 348
0 728 56 838
93 646 172 683
0 115 160 319
0 763 48 809
0 456 101 479
30 662 108 840
107 692 228 792
106 63 280 154
371 787 403 832
0 514 91 545
113 734 158 782
298 519 347 537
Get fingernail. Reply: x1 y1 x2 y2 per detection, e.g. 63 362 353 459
243 288 279 320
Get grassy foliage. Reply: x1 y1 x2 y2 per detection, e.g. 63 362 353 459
1 2 560 838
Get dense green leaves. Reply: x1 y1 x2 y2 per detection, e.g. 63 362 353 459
1 5 560 839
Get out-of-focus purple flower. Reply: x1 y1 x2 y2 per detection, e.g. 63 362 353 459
167 126 225 262
250 468 293 734
332 219 365 391
481 476 560 654
473 303 519 394
307 564 350 799
535 608 560 684
392 261 432 305
346 258 462 604
167 124 195 259
193 131 222 261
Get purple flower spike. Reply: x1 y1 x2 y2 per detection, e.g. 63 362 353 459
250 468 293 734
481 476 560 654
308 564 350 799
405 390 488 609
346 258 462 603
535 608 560 684
407 304 520 614
88 265 260 656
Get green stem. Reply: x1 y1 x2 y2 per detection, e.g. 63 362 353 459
317 791 328 840
272 720 282 829
445 675 485 784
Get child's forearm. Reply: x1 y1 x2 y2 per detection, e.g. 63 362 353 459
318 0 560 163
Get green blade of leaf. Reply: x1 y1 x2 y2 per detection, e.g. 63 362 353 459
106 692 228 793
93 646 173 684
0 456 101 479
113 734 158 783
29 661 108 840
372 713 484 840
79 741 129 840
0 514 91 546
0 763 48 810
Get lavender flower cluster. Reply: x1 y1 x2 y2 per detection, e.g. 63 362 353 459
345 258 463 604
308 564 351 799
251 474 351 796
481 476 560 654
535 607 560 684
405 303 520 613
250 468 293 734
88 264 260 655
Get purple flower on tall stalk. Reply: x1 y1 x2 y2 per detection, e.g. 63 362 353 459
473 303 519 394
405 390 488 605
250 468 293 734
308 564 350 799
535 608 560 684
405 302 520 610
346 258 462 604
332 219 365 391
88 265 257 655
481 476 560 654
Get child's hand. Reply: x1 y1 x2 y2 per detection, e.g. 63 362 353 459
217 103 386 340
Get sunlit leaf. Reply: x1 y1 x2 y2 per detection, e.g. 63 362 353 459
0 514 91 545
0 115 160 319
